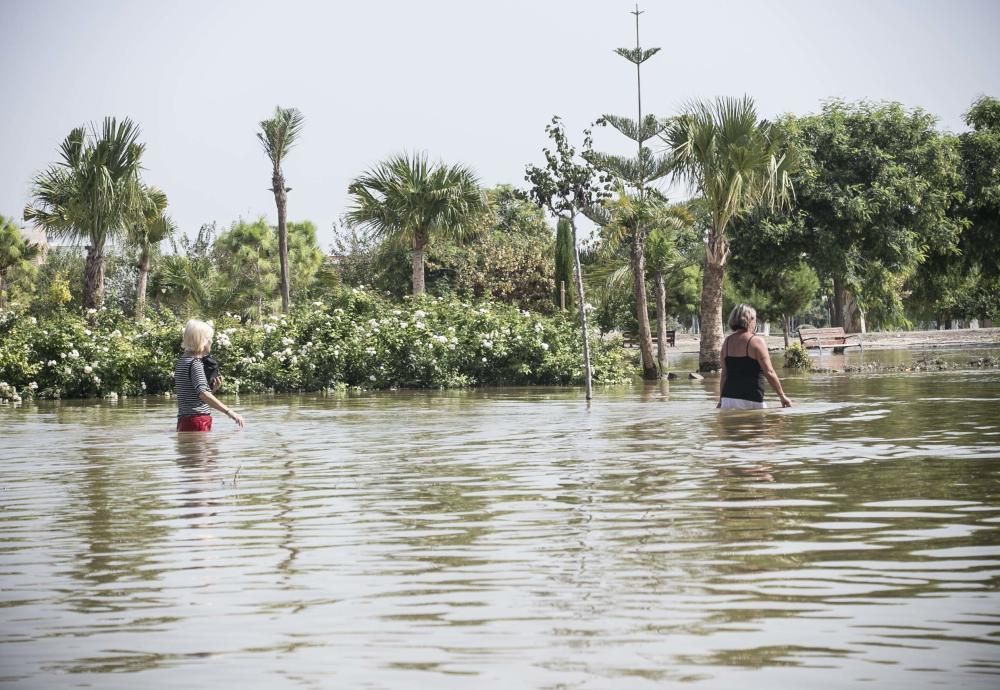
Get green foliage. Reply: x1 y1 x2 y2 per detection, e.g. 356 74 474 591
780 101 965 326
0 216 42 308
554 218 574 308
783 342 813 371
24 117 149 308
257 106 305 173
0 290 633 399
347 153 487 295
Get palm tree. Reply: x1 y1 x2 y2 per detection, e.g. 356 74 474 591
662 96 796 371
257 106 305 313
127 186 175 320
592 193 694 372
0 216 42 309
347 153 487 295
25 117 146 309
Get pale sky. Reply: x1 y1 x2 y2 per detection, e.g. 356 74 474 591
2 0 998 249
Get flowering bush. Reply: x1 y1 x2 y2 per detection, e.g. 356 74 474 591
0 288 633 400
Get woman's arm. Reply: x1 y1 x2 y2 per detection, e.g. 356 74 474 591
750 337 792 407
199 389 246 428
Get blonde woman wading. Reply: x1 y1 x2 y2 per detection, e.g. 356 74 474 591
717 304 793 410
175 319 246 431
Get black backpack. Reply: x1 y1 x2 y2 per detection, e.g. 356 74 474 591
188 355 221 388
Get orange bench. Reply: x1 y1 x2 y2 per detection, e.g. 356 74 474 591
798 326 862 354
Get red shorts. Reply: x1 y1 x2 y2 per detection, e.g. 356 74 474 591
177 415 213 432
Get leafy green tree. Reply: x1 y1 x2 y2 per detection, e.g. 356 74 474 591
554 218 574 309
662 97 796 370
213 218 324 316
0 216 42 309
25 117 146 309
150 223 219 315
347 152 486 296
584 10 672 379
526 117 611 399
258 106 305 313
782 101 965 330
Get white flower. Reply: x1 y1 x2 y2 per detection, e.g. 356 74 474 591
414 310 426 318
257 351 265 359
110 329 121 338
434 334 448 343
541 342 549 351
368 318 378 327
64 366 72 375
392 309 402 316
47 360 56 366
263 324 276 334
448 344 456 350
86 308 97 315
481 357 487 362
365 347 376 356
482 339 493 349
84 365 93 374
534 323 543 333
28 382 37 390
415 321 425 330
93 376 101 384
281 337 293 346
29 317 37 325
68 350 80 359
369 375 376 382
140 382 147 390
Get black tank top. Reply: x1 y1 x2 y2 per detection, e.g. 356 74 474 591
721 334 765 402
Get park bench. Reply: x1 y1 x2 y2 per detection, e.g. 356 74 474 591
797 326 862 354
623 330 675 348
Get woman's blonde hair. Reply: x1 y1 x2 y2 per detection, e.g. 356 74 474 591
182 319 214 353
727 303 757 331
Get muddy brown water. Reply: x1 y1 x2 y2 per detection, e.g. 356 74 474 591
1 348 999 688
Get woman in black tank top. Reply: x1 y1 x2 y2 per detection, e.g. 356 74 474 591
718 304 792 409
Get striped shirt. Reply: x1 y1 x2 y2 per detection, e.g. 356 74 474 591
175 355 211 416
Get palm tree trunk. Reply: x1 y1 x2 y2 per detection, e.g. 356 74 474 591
699 257 725 372
134 250 150 321
782 314 791 348
412 232 426 296
272 171 291 313
631 231 658 380
83 244 105 310
0 269 7 310
654 268 667 372
569 217 593 400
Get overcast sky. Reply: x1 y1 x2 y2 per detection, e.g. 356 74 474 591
2 0 998 249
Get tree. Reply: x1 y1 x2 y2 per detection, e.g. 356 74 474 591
584 7 672 379
662 97 796 371
347 152 486 296
526 118 611 400
781 101 964 330
0 216 41 309
213 218 325 316
25 117 146 309
126 186 175 320
554 218 574 309
258 106 305 313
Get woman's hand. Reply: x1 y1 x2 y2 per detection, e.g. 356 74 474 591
779 394 792 408
228 411 245 429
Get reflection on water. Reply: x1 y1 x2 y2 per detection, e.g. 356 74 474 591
1 365 999 688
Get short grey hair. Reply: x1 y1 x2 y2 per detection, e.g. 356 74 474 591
727 303 757 331
182 319 214 353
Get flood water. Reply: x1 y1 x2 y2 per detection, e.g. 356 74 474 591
2 354 999 688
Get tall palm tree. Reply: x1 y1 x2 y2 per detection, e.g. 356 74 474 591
257 106 305 313
347 153 487 295
662 96 796 371
25 117 146 309
127 186 174 320
0 215 42 309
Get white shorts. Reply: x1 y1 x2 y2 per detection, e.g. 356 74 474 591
719 397 767 410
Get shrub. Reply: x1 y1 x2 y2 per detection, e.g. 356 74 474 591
783 342 813 371
0 288 634 399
